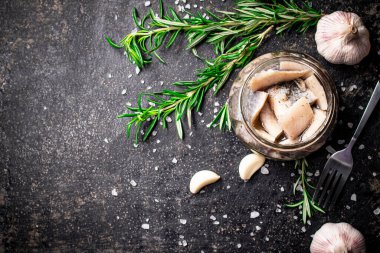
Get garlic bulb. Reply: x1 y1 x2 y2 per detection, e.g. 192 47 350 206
310 222 366 253
315 11 370 65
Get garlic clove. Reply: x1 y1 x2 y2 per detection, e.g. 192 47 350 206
310 222 366 253
239 152 266 181
315 11 370 65
189 170 220 194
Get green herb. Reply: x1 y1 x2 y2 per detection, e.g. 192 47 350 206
106 0 321 69
118 26 272 143
285 159 325 224
109 1 321 142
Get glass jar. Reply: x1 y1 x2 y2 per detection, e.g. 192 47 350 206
228 51 338 160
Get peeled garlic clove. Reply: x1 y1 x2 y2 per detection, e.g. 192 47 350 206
239 153 266 181
189 170 220 194
250 69 311 91
310 222 366 253
315 11 370 65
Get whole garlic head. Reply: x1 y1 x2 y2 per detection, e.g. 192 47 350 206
315 11 370 65
310 222 366 253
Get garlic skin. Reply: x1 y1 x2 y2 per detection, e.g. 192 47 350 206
310 222 366 253
315 11 370 65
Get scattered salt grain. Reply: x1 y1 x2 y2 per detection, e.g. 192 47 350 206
179 235 184 239
301 226 306 233
133 143 139 148
226 185 231 190
326 145 336 154
210 215 216 220
135 66 140 74
368 156 372 160
121 89 127 95
307 220 311 225
265 237 269 241
107 73 112 78
172 158 178 164
346 205 351 210
144 1 151 7
213 108 218 113
152 149 156 153
373 172 377 177
374 208 380 215
260 167 269 175
130 180 137 187
293 216 298 220
256 226 261 231
348 85 357 91
154 166 159 171
280 187 284 192
141 223 149 229
156 140 161 144
291 173 295 177
223 214 227 218
213 221 220 225
337 140 345 145
250 211 260 219
237 243 241 248
128 74 132 78
179 219 187 224
111 189 118 196
126 102 132 106
351 193 357 201
275 208 281 213
347 122 353 128
214 102 220 107
306 172 313 177
146 86 152 90
166 116 172 123
358 144 365 150
358 105 364 110
104 138 109 143
198 112 203 116
314 170 320 177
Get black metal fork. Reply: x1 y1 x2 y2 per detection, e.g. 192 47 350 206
313 81 380 210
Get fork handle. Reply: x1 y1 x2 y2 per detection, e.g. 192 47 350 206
348 81 380 150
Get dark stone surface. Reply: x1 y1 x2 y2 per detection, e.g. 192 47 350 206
1 0 379 252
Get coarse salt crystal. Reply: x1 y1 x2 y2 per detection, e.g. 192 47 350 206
237 243 241 248
358 144 365 150
351 193 357 201
275 208 281 213
172 158 178 164
210 215 216 220
182 240 188 247
337 140 345 145
141 223 149 229
213 221 220 225
104 138 109 143
133 143 138 148
166 116 172 123
130 180 137 187
260 167 269 175
111 189 118 196
265 237 269 241
326 145 336 154
301 226 306 232
128 74 132 78
256 226 261 231
154 166 159 171
374 208 380 215
179 219 187 224
347 122 353 128
135 66 140 74
153 149 156 153
121 89 127 95
144 1 151 7
250 211 260 219
280 187 284 192
223 214 227 218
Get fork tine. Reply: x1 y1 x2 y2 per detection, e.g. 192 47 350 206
313 165 331 201
321 173 341 209
329 173 349 209
318 170 336 206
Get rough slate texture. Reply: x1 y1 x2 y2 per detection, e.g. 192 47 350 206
1 0 380 252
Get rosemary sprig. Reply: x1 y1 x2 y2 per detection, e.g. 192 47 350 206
110 1 321 142
117 27 272 143
106 0 321 69
285 159 325 224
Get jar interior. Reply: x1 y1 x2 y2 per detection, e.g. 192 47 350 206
239 54 336 150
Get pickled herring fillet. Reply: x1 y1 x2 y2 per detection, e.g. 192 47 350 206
259 102 283 140
294 78 307 91
267 86 291 120
243 90 268 125
249 69 311 91
279 61 313 78
278 97 314 140
302 109 327 141
253 124 276 143
304 74 328 110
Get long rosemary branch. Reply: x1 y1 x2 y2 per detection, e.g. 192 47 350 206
285 159 324 224
106 0 321 69
108 1 321 142
118 27 272 143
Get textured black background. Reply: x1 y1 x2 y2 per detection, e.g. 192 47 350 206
1 0 380 252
